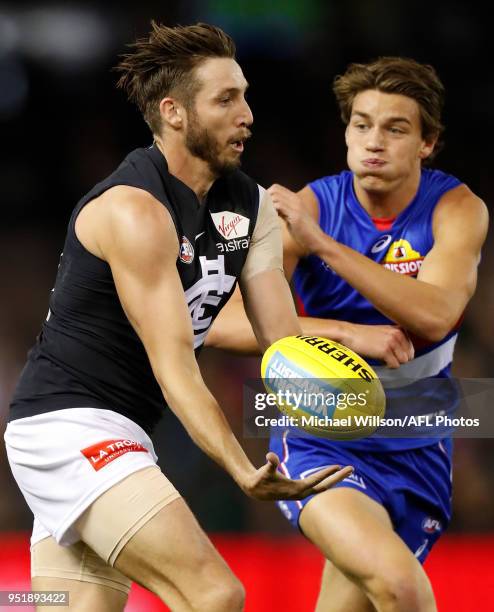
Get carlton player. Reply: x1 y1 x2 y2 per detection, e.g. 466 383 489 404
3 22 351 611
209 57 488 610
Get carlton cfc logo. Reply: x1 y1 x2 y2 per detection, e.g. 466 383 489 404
180 236 194 264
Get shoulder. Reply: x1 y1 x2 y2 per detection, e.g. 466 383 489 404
217 169 259 198
92 186 178 260
433 183 489 244
213 171 262 228
434 183 488 223
299 171 351 223
421 167 461 189
308 170 352 194
307 171 352 208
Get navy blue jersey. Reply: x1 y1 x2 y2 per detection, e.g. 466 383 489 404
293 168 462 451
11 144 262 434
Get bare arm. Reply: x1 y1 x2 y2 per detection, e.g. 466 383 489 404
271 183 489 343
75 186 350 499
207 187 414 367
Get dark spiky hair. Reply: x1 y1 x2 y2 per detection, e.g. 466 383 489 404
115 21 236 134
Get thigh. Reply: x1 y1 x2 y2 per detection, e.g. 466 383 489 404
315 560 376 612
114 497 239 611
299 487 429 591
31 537 129 612
74 467 239 610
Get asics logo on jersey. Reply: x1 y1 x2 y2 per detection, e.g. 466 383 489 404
211 211 250 239
185 255 236 348
371 234 392 253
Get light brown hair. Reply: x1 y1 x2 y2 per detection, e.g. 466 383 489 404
333 57 445 158
115 21 236 134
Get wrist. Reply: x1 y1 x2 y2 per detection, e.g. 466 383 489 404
335 320 355 346
228 457 256 491
313 230 335 258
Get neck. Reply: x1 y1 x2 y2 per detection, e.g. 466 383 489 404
353 169 422 218
154 136 216 202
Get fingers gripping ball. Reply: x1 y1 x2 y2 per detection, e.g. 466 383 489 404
261 335 386 440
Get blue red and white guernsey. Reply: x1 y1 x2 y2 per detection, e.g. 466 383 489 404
293 167 462 452
269 169 461 557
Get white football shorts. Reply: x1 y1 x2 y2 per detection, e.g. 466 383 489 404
4 407 162 548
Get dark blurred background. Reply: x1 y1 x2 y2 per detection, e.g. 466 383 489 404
1 0 493 540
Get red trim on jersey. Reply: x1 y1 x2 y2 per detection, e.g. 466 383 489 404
372 215 396 231
409 312 465 351
295 294 307 317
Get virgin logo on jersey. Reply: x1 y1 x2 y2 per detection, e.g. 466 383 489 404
216 237 250 253
80 439 148 471
211 211 250 239
185 255 236 348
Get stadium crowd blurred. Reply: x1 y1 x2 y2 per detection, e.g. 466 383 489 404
1 0 493 537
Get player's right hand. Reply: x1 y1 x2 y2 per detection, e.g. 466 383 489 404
242 452 353 501
341 323 414 368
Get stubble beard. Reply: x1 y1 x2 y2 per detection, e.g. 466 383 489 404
185 111 240 177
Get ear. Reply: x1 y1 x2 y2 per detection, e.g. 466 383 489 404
419 136 437 161
159 97 184 130
344 125 350 147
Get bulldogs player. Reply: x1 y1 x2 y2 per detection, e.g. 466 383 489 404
209 57 488 611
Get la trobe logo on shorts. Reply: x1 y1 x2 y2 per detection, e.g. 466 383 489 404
81 439 148 471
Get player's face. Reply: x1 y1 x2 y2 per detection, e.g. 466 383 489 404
185 57 253 176
345 90 435 194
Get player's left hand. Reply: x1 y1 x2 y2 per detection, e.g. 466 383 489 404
243 451 353 501
268 184 326 255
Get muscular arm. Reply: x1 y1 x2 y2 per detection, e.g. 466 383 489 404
75 186 349 499
275 183 489 342
207 187 414 367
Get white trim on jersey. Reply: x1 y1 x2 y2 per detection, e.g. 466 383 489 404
373 334 458 388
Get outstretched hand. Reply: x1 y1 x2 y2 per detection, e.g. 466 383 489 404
243 451 353 501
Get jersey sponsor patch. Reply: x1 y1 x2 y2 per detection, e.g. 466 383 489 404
81 439 149 471
381 239 424 275
216 237 250 253
179 236 194 264
210 211 250 239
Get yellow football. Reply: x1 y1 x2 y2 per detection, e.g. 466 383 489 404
261 335 386 440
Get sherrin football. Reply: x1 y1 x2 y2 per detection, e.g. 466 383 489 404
261 335 386 440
